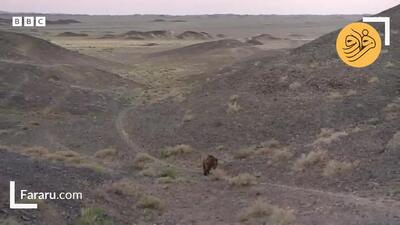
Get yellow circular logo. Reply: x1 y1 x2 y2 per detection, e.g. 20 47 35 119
336 22 381 68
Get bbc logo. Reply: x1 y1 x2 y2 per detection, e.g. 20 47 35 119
12 16 46 27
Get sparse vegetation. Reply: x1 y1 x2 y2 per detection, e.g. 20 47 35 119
270 148 293 162
77 162 106 173
20 146 107 172
95 148 117 159
234 147 256 159
383 100 400 120
322 160 354 176
105 179 165 211
386 131 400 152
368 76 379 83
234 140 292 163
139 195 164 210
107 179 138 196
157 176 176 184
160 167 177 179
210 168 228 181
293 149 328 172
182 111 194 123
23 146 49 157
239 199 296 225
229 173 257 186
160 144 193 158
227 95 242 114
133 153 155 169
0 217 21 225
76 207 114 225
313 128 348 145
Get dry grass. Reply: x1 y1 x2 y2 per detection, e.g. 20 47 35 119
107 179 139 196
0 217 21 225
105 179 164 210
132 153 155 169
234 140 292 163
227 95 242 114
182 111 194 123
313 128 348 145
229 173 257 186
386 131 400 152
139 195 164 210
322 160 354 176
383 101 400 120
234 147 256 159
327 92 343 99
23 146 50 157
368 76 379 83
270 148 293 162
135 157 178 180
76 207 114 225
210 168 229 181
293 149 328 172
76 162 106 173
21 146 106 172
239 199 296 225
160 144 193 158
157 176 176 184
95 148 117 159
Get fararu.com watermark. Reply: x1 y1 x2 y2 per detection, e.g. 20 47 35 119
9 181 82 209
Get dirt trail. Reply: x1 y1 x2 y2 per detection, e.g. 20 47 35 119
259 181 400 214
115 107 143 151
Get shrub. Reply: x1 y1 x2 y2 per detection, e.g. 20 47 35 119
132 153 155 169
76 207 114 225
271 148 293 162
95 148 117 159
107 179 138 197
77 162 106 173
157 177 175 184
240 199 296 225
210 168 228 181
322 160 353 176
160 144 193 158
229 173 257 186
139 166 158 177
270 207 297 225
139 195 164 210
260 139 280 149
386 131 400 152
313 128 348 145
23 146 49 157
160 167 177 179
234 147 256 159
293 149 328 172
240 199 272 221
227 95 241 114
182 112 194 123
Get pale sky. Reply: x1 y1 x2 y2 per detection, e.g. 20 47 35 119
2 0 400 15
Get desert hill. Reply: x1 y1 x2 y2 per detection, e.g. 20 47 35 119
0 30 141 151
176 31 213 40
151 39 253 57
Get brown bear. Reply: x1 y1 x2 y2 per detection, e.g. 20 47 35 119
203 155 218 176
